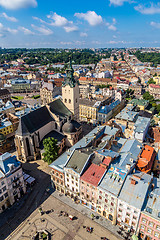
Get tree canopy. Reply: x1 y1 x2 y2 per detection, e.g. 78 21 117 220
0 48 112 65
143 91 154 102
135 50 160 65
42 137 59 164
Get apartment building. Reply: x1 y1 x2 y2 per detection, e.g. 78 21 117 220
0 152 26 213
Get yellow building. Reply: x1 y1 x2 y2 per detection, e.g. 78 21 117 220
79 99 100 124
73 71 80 77
153 76 160 84
127 99 149 111
0 120 14 138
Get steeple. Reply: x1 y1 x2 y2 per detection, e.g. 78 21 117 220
62 58 78 88
62 57 79 121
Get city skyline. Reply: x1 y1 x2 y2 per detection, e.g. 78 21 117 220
0 0 160 48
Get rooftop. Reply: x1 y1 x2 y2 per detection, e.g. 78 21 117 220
49 125 106 173
119 171 153 209
0 153 20 175
129 99 149 107
115 106 138 122
134 116 150 134
137 145 156 173
80 163 106 186
142 177 160 221
65 149 90 174
79 99 100 108
0 119 12 129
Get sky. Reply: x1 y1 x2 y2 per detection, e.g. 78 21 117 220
0 0 160 48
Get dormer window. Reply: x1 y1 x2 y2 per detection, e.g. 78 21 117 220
146 207 152 214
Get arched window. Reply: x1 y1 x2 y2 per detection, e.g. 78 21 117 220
65 99 67 103
26 138 31 156
69 99 71 103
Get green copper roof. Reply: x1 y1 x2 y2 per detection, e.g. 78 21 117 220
62 58 78 88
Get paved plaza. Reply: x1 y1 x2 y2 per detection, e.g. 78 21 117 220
6 194 122 240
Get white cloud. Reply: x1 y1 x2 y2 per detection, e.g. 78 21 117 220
47 12 69 27
0 22 18 36
1 12 18 22
112 18 116 24
59 41 72 45
91 40 101 45
106 18 117 31
80 32 88 37
32 16 47 24
31 24 53 35
108 24 117 31
107 40 134 44
6 27 17 34
0 0 37 10
19 26 34 35
134 3 160 14
48 12 78 32
109 0 130 6
74 11 103 26
150 21 160 29
63 25 78 32
34 12 78 33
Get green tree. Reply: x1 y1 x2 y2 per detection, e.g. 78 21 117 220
156 104 160 113
143 92 154 101
42 137 59 164
147 78 156 85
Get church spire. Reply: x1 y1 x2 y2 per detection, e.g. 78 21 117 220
62 57 78 88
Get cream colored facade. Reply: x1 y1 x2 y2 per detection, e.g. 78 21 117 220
40 88 53 105
79 104 97 124
153 76 160 85
62 84 79 121
149 84 160 99
40 84 61 105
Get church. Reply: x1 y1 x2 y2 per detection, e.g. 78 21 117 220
15 60 81 162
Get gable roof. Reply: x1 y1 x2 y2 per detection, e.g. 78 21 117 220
16 106 53 135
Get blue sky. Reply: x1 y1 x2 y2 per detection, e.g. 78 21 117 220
0 0 160 48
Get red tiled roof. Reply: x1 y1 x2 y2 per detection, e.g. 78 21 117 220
102 157 112 166
80 163 106 186
137 145 156 173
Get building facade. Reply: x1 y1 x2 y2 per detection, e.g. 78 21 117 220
0 152 26 213
138 178 160 240
15 98 81 162
40 81 61 105
149 84 160 100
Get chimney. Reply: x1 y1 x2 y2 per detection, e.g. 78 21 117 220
131 179 136 185
151 183 155 190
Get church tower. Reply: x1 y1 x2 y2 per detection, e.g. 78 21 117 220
62 59 79 121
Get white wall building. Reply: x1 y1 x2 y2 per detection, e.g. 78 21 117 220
0 152 26 213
